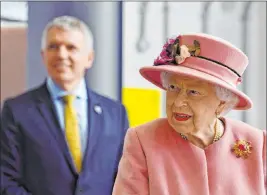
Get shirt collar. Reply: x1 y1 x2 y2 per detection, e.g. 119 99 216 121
46 77 88 100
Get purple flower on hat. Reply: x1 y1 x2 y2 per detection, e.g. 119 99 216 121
153 38 177 65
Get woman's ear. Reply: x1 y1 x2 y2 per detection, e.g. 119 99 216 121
216 101 226 116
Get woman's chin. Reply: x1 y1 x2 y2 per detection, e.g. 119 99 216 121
169 121 192 135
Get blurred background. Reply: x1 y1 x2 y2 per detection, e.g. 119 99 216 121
1 1 266 130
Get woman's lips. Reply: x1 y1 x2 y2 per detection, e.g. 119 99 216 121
174 113 192 121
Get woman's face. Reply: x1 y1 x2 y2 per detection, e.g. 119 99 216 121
166 74 224 134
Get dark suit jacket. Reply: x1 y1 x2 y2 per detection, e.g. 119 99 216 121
0 82 129 195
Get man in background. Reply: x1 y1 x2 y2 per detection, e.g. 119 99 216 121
1 15 129 195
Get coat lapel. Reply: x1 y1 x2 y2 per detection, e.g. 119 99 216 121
34 83 77 174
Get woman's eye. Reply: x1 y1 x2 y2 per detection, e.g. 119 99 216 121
168 84 179 92
189 90 200 95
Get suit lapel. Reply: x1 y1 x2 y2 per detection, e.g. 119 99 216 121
34 83 77 174
82 88 104 170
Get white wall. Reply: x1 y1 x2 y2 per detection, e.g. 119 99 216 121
123 2 266 129
1 2 28 21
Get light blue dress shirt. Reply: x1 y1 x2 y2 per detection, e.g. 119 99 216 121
46 77 88 156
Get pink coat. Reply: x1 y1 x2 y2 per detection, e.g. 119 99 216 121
113 117 266 195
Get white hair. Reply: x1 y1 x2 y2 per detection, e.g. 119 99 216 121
160 71 239 116
41 15 94 51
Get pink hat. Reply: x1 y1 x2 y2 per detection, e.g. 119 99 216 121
139 33 252 110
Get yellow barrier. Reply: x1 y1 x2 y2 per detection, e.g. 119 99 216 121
122 88 161 127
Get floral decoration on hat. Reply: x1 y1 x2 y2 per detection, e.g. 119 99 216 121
231 139 252 159
154 36 201 66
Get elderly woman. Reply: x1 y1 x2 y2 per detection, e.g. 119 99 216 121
112 33 266 195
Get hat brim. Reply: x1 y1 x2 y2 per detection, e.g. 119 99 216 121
139 65 252 110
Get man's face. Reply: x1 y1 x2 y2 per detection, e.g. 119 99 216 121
41 27 94 90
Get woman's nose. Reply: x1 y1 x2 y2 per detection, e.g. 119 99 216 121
174 93 188 107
